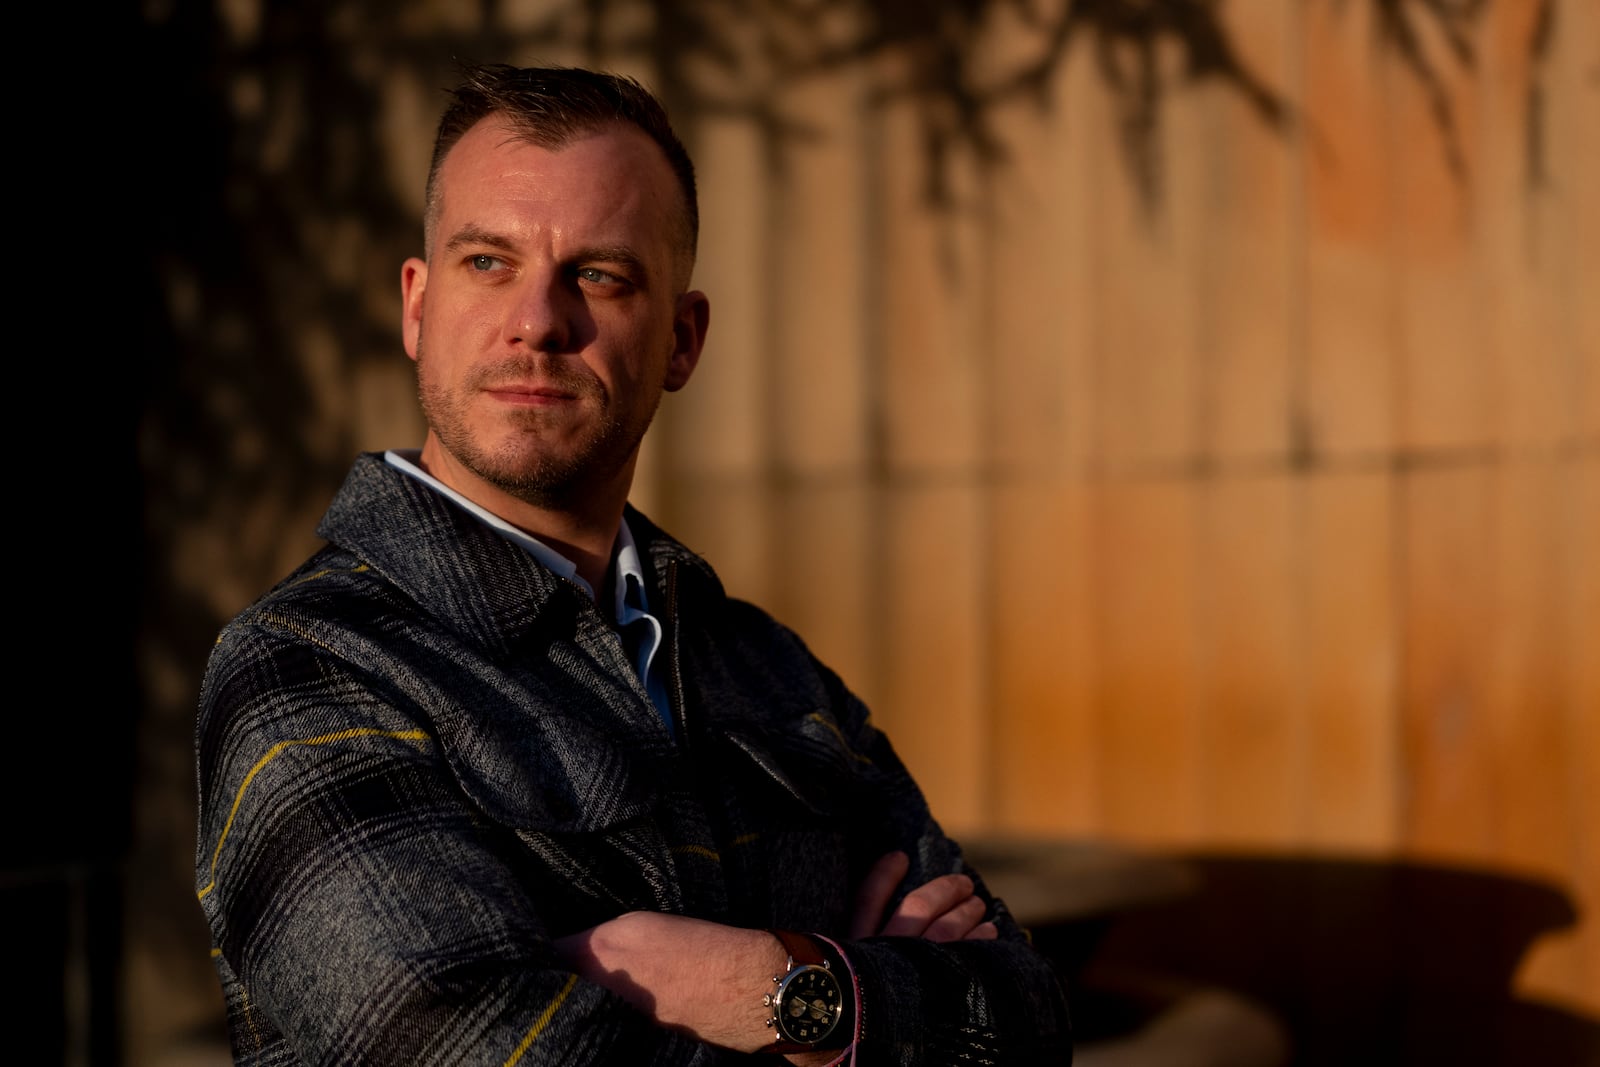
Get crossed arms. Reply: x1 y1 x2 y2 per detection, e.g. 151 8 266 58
554 850 998 1058
196 595 1071 1064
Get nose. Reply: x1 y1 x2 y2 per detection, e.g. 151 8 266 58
505 271 577 352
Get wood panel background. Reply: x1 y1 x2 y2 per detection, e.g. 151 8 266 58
640 0 1600 1023
112 0 1596 1061
642 0 1598 1020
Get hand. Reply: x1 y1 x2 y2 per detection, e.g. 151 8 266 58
850 850 999 942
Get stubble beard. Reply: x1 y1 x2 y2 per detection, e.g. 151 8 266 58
415 338 661 511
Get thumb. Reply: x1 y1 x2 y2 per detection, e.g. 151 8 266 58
850 850 911 939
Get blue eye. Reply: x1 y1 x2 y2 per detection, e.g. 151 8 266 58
576 266 638 294
470 254 502 271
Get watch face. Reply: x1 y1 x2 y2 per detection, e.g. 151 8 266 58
776 965 842 1043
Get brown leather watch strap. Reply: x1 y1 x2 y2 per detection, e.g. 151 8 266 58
770 928 826 968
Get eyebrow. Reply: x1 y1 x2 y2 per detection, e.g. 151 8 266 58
441 225 518 255
571 245 651 280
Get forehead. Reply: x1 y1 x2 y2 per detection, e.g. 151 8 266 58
433 117 684 255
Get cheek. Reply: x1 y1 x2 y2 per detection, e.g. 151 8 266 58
591 312 675 381
420 303 498 363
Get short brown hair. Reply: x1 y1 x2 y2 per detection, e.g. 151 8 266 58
423 62 698 271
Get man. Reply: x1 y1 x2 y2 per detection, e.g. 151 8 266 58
195 63 1071 1064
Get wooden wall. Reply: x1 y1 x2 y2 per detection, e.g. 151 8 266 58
628 0 1599 1017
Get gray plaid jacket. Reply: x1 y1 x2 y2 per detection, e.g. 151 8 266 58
196 453 1071 1065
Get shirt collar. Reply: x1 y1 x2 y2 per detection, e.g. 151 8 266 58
612 517 653 622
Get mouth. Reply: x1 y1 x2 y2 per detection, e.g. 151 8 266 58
483 381 580 405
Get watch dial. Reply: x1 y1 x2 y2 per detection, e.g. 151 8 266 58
778 967 841 1042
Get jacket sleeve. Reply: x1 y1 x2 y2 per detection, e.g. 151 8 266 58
821 669 1075 1065
195 618 724 1067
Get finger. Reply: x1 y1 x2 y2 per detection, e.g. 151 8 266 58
878 873 975 938
850 851 911 939
963 921 999 941
921 893 990 943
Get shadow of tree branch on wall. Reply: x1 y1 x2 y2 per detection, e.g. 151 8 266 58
518 0 1541 211
1336 0 1555 192
1365 0 1486 177
553 0 1300 210
139 0 1559 605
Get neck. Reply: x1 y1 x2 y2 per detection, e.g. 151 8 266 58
416 436 631 593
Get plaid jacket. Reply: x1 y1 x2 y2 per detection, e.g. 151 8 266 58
196 453 1071 1065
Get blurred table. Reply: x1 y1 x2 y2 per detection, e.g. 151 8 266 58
962 835 1200 928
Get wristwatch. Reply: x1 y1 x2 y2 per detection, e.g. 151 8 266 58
762 929 847 1052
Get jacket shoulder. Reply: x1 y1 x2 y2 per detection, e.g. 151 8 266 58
228 541 403 630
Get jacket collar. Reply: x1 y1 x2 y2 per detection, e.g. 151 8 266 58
316 453 587 657
622 502 724 606
315 453 725 655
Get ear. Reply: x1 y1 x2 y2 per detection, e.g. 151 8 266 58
664 290 710 393
400 257 428 361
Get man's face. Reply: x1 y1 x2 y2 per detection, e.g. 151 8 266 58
401 117 707 515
